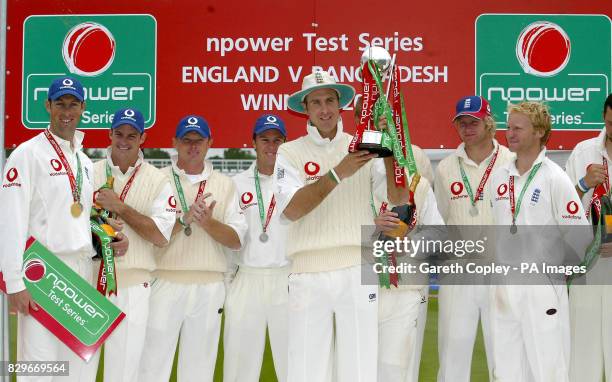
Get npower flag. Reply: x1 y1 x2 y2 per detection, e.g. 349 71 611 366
0 239 125 362
476 14 611 130
22 15 157 130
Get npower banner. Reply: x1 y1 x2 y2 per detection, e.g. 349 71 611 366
3 1 611 149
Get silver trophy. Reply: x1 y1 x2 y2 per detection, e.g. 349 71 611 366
356 46 394 157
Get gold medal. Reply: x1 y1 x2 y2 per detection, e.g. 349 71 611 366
70 202 83 218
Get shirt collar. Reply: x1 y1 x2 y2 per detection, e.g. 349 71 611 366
246 161 273 180
306 118 345 146
46 126 85 153
455 139 500 167
106 147 144 176
171 154 212 184
506 147 547 177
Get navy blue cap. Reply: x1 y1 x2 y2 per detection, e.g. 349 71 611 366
253 114 287 137
48 76 84 102
176 115 211 139
111 108 145 133
453 96 491 121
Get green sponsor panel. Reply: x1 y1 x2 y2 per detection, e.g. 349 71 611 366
23 240 123 346
22 15 156 129
476 14 611 130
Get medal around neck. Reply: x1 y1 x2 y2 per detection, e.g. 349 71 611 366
469 205 479 217
510 224 517 234
71 202 83 218
259 232 268 242
184 225 192 236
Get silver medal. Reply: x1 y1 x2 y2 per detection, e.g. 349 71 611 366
469 205 479 217
184 226 192 236
510 225 517 235
259 232 268 242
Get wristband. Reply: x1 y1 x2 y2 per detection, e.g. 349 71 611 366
578 177 590 193
328 169 341 184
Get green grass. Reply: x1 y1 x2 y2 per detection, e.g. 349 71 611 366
8 295 490 381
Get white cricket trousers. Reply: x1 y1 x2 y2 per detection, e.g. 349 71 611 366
378 286 427 382
223 266 289 382
16 252 98 382
138 279 224 382
490 284 570 382
437 284 493 382
569 284 612 382
287 265 378 382
88 281 151 382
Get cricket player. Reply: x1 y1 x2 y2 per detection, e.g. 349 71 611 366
433 96 514 381
0 76 127 381
223 114 289 382
373 173 444 381
91 108 175 382
565 93 612 382
488 101 590 381
353 95 437 382
274 70 410 382
139 115 247 382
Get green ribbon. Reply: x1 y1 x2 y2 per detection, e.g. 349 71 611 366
370 191 395 289
90 211 117 295
512 163 542 224
368 60 417 176
568 195 612 286
171 168 190 217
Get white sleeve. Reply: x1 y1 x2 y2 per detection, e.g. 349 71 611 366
412 145 434 185
433 165 450 223
274 152 304 219
223 187 248 248
420 187 445 226
370 158 389 204
564 149 582 184
150 182 176 242
553 171 589 227
0 148 33 293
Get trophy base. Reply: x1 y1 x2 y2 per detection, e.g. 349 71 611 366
357 143 393 157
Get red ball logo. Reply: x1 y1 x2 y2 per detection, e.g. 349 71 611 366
516 21 571 77
450 182 464 196
50 159 63 171
6 168 18 182
304 161 321 176
497 183 508 196
24 259 46 283
62 22 116 77
566 201 579 215
241 192 254 204
168 196 177 208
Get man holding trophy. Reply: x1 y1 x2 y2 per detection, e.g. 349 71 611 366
565 93 612 382
274 47 411 381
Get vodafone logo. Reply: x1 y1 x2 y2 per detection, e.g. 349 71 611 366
497 183 508 196
566 201 579 215
168 196 177 209
304 161 320 176
6 168 18 182
241 192 254 205
450 182 464 196
50 159 63 171
516 21 571 77
124 109 135 118
24 259 46 283
62 22 116 77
